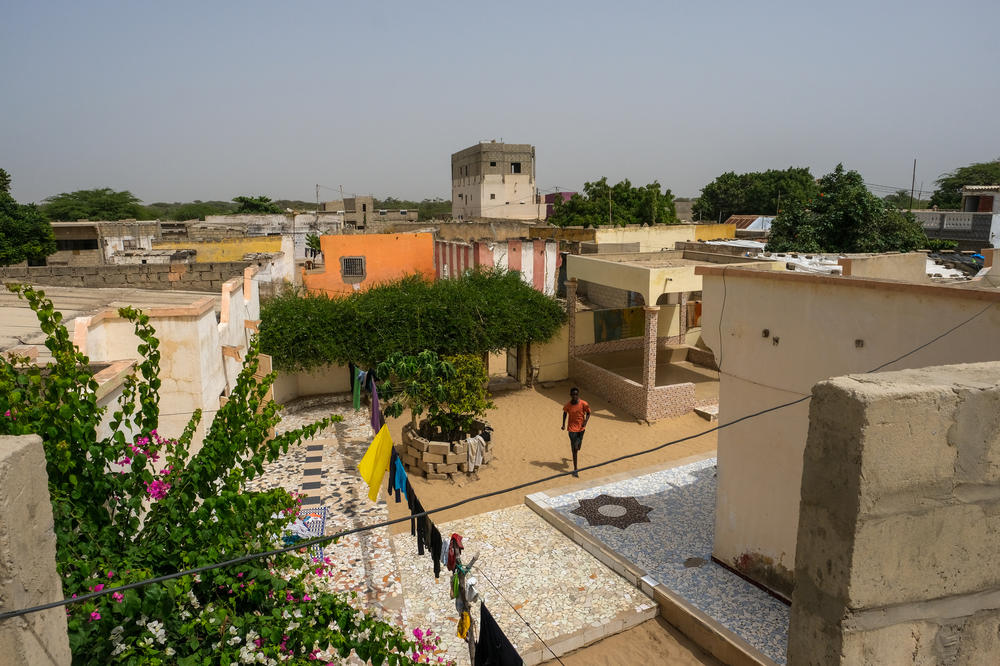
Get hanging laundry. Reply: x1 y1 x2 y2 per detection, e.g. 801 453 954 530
370 379 383 432
465 576 481 604
457 611 471 639
357 424 393 501
447 533 464 572
348 362 357 395
393 456 408 501
467 436 485 472
352 368 363 411
430 526 443 579
407 480 417 536
450 572 460 599
475 602 523 666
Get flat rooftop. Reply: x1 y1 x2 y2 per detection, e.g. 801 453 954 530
1 285 221 352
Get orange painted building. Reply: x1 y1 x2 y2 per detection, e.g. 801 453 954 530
303 232 435 296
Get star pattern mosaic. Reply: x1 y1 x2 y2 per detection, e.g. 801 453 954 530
570 494 654 529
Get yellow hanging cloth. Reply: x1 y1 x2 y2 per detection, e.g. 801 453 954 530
457 611 470 639
357 424 393 501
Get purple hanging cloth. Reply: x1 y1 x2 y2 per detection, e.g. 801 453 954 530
370 381 383 432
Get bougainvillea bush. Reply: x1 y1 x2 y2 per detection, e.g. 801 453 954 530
0 285 451 665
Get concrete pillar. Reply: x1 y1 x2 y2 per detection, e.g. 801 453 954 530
642 306 660 390
679 292 689 339
566 278 578 355
0 435 71 665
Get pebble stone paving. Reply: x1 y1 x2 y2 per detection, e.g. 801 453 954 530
246 402 405 623
540 456 790 664
392 504 658 665
248 399 658 665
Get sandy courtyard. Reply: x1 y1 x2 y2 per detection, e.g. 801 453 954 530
384 379 718 529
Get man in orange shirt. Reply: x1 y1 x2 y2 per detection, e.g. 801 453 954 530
561 387 591 477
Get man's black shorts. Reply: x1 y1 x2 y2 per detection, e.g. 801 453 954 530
568 430 585 452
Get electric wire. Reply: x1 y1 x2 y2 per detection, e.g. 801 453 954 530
0 301 994 622
475 566 565 665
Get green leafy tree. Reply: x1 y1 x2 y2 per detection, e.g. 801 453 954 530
305 233 322 258
259 269 566 372
882 189 930 210
928 158 1000 209
0 285 448 664
767 164 927 253
1 171 56 265
377 351 494 439
692 167 818 222
548 178 677 227
42 187 151 221
233 195 284 214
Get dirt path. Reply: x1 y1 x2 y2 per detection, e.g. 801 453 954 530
385 380 718 530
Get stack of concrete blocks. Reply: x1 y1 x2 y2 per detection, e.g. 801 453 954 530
399 422 494 480
789 362 1000 664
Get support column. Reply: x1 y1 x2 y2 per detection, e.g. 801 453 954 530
642 305 660 391
566 278 578 356
679 292 689 340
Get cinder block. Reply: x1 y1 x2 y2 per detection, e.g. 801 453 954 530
421 452 444 464
426 441 450 456
437 464 458 474
452 442 468 455
426 472 448 480
445 452 464 464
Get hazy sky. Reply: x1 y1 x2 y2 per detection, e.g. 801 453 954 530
3 0 998 205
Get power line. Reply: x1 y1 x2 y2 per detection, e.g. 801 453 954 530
476 566 565 665
0 302 994 622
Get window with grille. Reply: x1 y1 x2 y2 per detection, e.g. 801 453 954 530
340 256 366 280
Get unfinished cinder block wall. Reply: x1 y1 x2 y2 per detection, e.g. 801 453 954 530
0 435 71 665
789 363 1000 664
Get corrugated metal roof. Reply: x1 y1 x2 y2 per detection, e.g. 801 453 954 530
961 185 1000 192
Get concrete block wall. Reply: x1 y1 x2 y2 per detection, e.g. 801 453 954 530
0 262 251 292
0 435 71 665
789 362 1000 665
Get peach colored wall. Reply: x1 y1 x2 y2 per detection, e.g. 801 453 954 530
698 266 1000 595
303 233 435 296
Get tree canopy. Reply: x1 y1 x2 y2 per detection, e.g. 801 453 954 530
547 178 677 227
1 170 56 266
767 164 927 254
232 195 284 214
883 189 930 210
41 187 150 221
373 196 452 220
259 269 567 371
928 159 1000 209
692 167 818 222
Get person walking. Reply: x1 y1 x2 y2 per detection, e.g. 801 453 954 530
561 387 591 477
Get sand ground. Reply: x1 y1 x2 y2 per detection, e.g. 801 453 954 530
376 380 721 664
542 618 721 666
385 379 718 530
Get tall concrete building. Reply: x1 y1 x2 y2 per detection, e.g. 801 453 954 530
451 141 547 221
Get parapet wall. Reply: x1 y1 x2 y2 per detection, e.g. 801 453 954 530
0 262 251 292
789 362 1000 664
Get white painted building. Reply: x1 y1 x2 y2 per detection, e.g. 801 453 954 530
451 141 547 221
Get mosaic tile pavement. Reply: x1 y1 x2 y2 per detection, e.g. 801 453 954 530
392 504 658 665
539 456 790 664
246 403 405 621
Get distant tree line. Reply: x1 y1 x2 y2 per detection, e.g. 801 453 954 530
547 178 678 227
692 167 819 222
928 158 1000 209
372 196 451 221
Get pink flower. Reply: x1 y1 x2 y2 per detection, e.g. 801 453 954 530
107 571 114 579
112 592 124 603
413 628 424 640
91 583 104 592
89 611 101 621
302 594 311 602
4 410 10 417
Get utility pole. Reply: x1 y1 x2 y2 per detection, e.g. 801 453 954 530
608 190 612 226
909 159 917 211
776 192 781 216
315 184 320 211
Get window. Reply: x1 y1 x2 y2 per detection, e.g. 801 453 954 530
56 238 99 251
511 162 522 174
362 203 367 212
340 256 366 280
490 193 496 200
379 209 387 216
399 210 407 215
490 161 497 167
123 239 137 250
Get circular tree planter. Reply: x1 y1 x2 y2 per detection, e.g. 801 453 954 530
399 419 494 480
